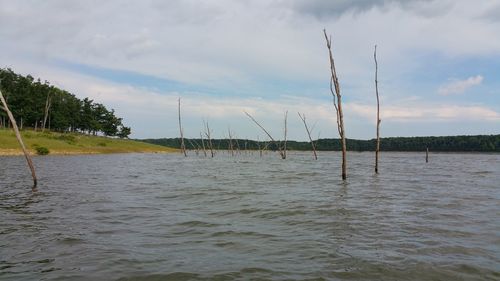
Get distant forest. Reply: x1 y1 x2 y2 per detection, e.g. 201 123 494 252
142 135 500 152
0 68 130 138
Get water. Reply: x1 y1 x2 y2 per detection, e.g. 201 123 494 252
1 152 499 280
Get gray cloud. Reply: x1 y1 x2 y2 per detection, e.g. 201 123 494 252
291 0 441 19
480 3 500 22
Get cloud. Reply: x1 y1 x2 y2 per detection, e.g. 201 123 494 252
348 102 500 122
1 0 499 139
438 75 483 95
291 0 441 19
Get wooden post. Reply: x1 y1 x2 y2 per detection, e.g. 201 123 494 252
298 112 318 160
374 45 381 174
178 98 187 157
426 147 429 163
0 89 37 188
324 29 347 180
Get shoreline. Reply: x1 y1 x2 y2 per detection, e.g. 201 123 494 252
0 148 175 156
2 148 496 156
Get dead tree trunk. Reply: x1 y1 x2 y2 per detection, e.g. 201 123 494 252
42 92 52 132
374 45 381 174
244 111 285 159
0 89 37 188
324 29 347 180
228 127 234 157
178 98 187 157
283 111 288 159
204 120 214 157
200 132 207 157
298 112 318 160
234 137 241 155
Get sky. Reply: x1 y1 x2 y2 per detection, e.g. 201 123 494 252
0 0 499 140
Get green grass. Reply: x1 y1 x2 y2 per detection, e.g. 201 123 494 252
0 129 176 155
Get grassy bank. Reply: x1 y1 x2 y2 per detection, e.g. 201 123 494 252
0 129 176 156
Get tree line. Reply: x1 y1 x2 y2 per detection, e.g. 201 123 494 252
142 134 500 153
0 68 131 138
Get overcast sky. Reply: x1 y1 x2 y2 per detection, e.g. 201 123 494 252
1 0 499 140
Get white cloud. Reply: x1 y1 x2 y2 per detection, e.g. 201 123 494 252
438 75 484 95
1 0 500 88
1 1 499 139
348 102 500 122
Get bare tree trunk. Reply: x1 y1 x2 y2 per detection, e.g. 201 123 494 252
228 127 234 157
244 111 286 159
374 45 381 174
283 111 288 159
0 89 37 188
42 92 52 132
324 29 347 180
204 120 214 157
298 112 318 160
186 138 200 155
426 147 429 163
234 137 241 155
178 98 187 157
200 132 207 157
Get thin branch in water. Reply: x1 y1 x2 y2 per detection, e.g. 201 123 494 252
178 97 187 157
283 110 288 159
203 120 214 157
244 111 285 159
200 132 207 157
298 112 318 160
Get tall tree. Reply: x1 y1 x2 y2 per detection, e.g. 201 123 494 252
298 112 318 160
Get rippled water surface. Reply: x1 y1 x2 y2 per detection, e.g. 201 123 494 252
1 152 499 280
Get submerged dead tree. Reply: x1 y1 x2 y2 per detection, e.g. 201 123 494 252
283 111 288 159
178 98 187 157
228 127 234 157
0 88 37 188
298 112 318 160
200 132 207 157
204 120 214 157
324 29 347 180
244 111 286 159
374 45 381 174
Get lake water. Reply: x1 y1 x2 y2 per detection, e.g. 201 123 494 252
1 152 499 280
